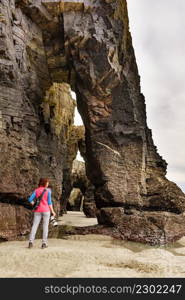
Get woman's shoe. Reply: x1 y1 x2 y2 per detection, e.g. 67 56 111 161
41 243 48 249
28 242 33 249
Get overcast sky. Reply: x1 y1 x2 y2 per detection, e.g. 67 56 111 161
127 0 185 192
74 0 185 192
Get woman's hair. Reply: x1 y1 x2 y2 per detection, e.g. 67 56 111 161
38 178 49 187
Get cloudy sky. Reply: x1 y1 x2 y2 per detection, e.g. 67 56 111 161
74 0 185 192
127 0 185 191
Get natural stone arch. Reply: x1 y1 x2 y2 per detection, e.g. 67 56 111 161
43 0 185 227
1 0 185 244
42 0 185 244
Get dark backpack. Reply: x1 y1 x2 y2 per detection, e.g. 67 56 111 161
32 188 47 210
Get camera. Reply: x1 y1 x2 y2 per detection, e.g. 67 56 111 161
50 215 58 227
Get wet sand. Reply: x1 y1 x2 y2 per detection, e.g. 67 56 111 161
0 212 185 278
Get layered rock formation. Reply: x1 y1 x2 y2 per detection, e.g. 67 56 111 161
0 203 32 241
0 0 83 239
1 0 185 244
60 126 85 214
67 160 97 217
66 160 86 212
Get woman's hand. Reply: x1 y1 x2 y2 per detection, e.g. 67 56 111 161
49 204 56 217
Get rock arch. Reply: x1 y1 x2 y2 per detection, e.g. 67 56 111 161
1 0 185 244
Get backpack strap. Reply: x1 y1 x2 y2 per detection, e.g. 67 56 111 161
32 188 47 210
39 188 47 199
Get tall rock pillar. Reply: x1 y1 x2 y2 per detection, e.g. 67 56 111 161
57 0 185 244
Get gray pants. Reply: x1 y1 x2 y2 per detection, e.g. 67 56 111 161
29 212 50 244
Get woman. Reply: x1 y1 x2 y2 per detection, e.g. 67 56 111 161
28 178 56 249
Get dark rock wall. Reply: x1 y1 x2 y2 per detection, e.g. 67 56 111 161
60 0 185 243
0 0 81 239
61 0 185 214
0 202 32 240
0 0 49 197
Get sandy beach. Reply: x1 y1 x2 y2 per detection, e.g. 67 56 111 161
0 212 185 278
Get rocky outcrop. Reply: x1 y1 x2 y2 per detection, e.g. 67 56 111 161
97 208 185 245
0 203 32 241
0 0 81 238
83 183 97 218
72 160 88 194
0 0 75 201
60 126 85 214
58 0 185 244
1 0 185 244
67 188 83 211
67 159 97 217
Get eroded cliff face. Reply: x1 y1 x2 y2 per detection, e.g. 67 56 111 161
1 0 185 244
0 0 84 239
